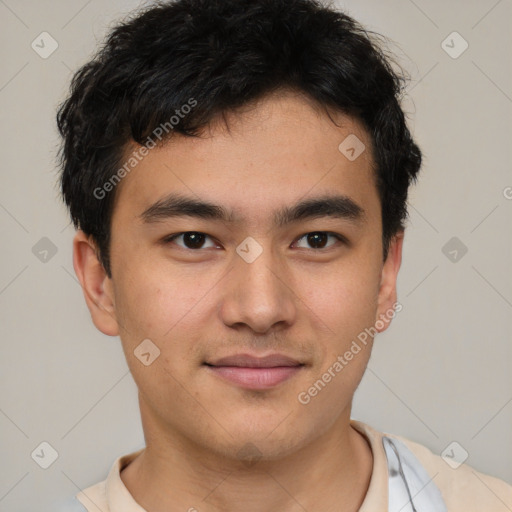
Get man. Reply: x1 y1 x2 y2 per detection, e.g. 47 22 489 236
55 0 512 510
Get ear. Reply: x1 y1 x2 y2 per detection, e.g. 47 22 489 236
72 230 119 336
375 230 404 333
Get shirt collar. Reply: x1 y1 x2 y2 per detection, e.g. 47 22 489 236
105 447 146 512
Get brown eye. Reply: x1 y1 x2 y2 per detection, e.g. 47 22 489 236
294 232 344 250
165 232 216 250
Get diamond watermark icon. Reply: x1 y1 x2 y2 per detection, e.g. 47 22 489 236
134 338 161 366
441 31 468 59
338 134 365 161
31 441 59 469
441 441 469 469
31 32 59 59
442 236 468 263
32 237 58 263
237 442 263 467
236 236 263 263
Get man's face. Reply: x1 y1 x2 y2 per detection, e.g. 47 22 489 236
78 90 402 461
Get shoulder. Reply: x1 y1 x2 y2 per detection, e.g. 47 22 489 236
73 479 109 511
385 431 512 511
53 448 144 511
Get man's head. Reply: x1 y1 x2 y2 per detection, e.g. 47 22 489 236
58 0 421 277
57 0 421 462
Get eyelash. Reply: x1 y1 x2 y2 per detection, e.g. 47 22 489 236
162 231 348 251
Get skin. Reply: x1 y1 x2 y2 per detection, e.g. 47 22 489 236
73 89 403 512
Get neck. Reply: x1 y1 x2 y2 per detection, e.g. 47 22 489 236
121 405 373 512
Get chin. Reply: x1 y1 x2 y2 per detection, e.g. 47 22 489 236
206 417 311 463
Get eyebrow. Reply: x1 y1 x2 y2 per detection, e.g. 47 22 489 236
139 192 366 227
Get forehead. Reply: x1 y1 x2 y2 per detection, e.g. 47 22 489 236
111 91 379 228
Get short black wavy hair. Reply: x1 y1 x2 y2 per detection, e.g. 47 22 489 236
57 0 422 277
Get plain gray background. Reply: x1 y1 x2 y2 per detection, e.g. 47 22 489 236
0 0 511 510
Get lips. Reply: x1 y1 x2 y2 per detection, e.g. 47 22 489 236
206 353 303 368
204 353 305 390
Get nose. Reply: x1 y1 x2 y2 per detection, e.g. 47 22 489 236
219 243 297 334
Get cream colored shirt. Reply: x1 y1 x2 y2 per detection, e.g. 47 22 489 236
56 420 512 511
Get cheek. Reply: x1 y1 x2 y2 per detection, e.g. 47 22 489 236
113 272 203 403
299 258 380 338
114 258 206 340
